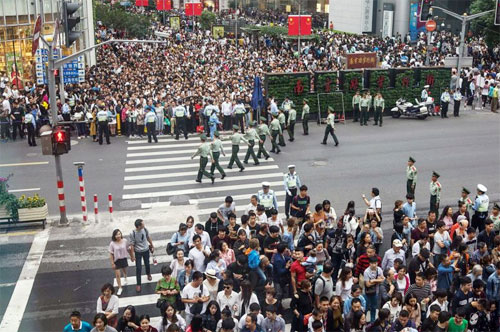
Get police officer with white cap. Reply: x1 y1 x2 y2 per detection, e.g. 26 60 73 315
257 182 278 218
97 104 111 145
284 165 301 219
173 99 188 140
472 184 489 232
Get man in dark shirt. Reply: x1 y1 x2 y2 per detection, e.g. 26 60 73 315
205 212 224 240
290 185 310 219
212 226 231 250
227 254 249 291
10 100 24 140
433 311 451 332
297 223 315 256
426 210 438 248
391 310 416 332
263 226 281 260
477 219 495 250
421 304 441 332
408 248 433 283
247 212 260 238
411 218 429 245
451 277 473 313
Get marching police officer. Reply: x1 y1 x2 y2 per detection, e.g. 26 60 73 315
269 114 281 154
173 100 188 140
277 108 286 147
243 121 260 166
284 165 301 219
233 100 246 134
453 89 462 117
210 131 226 179
429 171 442 217
406 157 417 195
228 125 248 172
256 118 271 160
321 106 339 146
352 90 361 122
287 105 297 142
257 182 279 217
97 105 111 145
302 98 310 135
360 92 369 126
144 107 158 143
373 93 384 127
440 88 451 118
472 184 489 232
191 134 215 184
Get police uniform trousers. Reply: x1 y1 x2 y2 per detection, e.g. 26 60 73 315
235 114 245 134
257 135 270 159
12 121 24 140
278 124 286 146
302 114 309 135
453 100 460 117
146 122 158 143
441 102 449 118
197 156 213 182
98 120 110 145
285 188 297 218
322 124 339 145
270 130 281 153
353 104 360 122
210 152 225 177
284 110 289 125
406 179 415 196
287 120 296 141
430 195 439 218
26 123 36 146
360 106 369 125
374 107 383 126
203 114 210 135
175 116 188 140
244 140 259 165
471 211 488 232
228 145 244 169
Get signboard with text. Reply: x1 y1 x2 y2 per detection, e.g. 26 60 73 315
346 53 377 69
35 48 85 85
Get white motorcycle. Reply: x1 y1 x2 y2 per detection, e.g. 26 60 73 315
390 98 429 119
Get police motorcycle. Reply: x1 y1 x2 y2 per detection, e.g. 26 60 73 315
391 98 429 119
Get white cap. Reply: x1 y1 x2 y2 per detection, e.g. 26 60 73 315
288 165 296 169
393 239 403 247
262 182 271 187
424 85 430 89
477 184 487 193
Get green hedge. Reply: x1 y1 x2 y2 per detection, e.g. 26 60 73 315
265 73 313 117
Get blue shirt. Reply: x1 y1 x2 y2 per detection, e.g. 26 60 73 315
437 263 454 290
402 202 417 225
63 321 92 332
486 272 500 301
343 295 367 316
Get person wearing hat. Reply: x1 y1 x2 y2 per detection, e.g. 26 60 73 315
277 108 286 147
210 131 226 180
256 118 271 160
96 104 111 145
352 90 361 123
490 203 500 232
233 100 246 134
287 104 297 142
472 184 489 232
421 85 430 102
381 239 406 271
243 121 260 166
458 187 473 212
301 98 310 135
283 165 301 219
269 114 281 154
452 88 463 117
191 134 215 184
257 182 278 218
321 106 339 146
281 96 294 123
359 91 370 126
173 99 188 140
429 171 442 218
144 106 158 143
406 157 417 195
373 92 384 127
440 88 451 118
227 125 248 172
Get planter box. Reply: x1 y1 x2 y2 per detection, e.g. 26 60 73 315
0 206 11 219
18 204 48 221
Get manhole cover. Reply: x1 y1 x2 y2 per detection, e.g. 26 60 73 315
26 153 38 157
312 160 328 166
170 195 190 205
119 199 142 209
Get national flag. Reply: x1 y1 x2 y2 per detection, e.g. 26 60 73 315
288 15 312 36
135 0 148 6
185 2 203 16
157 0 171 10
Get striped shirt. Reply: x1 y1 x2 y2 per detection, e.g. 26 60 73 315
405 283 431 303
354 254 381 277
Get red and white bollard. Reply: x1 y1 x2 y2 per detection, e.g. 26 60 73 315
77 166 87 223
108 193 113 222
94 194 99 223
57 180 66 214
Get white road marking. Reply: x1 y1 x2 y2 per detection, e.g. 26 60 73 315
0 229 49 332
189 190 286 204
127 145 248 158
0 161 49 167
125 136 200 144
140 201 171 209
127 140 236 150
119 293 159 307
8 188 41 193
126 152 251 165
125 158 275 173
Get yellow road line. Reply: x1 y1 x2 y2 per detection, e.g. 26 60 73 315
0 161 49 167
0 230 39 237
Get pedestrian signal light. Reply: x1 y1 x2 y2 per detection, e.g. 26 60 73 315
52 127 71 155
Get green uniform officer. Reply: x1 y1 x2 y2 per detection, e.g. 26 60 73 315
373 93 384 127
321 106 339 146
287 107 297 142
490 203 500 232
352 91 361 122
256 119 271 160
458 187 473 212
243 121 260 166
360 92 370 126
191 134 215 184
269 115 281 154
406 157 417 195
210 131 226 179
429 171 442 217
277 109 286 147
302 99 310 135
228 125 248 171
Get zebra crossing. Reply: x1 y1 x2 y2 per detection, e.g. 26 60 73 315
123 134 287 221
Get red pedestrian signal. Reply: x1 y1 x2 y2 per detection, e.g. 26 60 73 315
52 127 71 155
55 130 65 143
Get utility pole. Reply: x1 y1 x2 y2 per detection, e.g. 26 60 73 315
235 0 238 50
298 0 301 56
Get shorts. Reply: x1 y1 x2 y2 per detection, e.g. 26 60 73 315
114 258 128 269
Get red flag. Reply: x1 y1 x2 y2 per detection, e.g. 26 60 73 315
185 2 203 16
288 15 312 36
157 0 171 10
136 0 148 6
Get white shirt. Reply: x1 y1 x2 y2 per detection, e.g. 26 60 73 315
412 241 431 257
189 231 212 248
188 246 210 272
257 212 268 224
432 231 451 255
245 203 258 215
221 101 233 116
96 295 119 315
181 282 210 314
217 290 239 315
334 278 353 301
369 195 382 210
238 313 264 330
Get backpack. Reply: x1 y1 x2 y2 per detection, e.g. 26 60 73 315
312 274 326 296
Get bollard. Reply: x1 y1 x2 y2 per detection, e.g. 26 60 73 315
77 166 87 223
108 193 113 222
94 194 99 223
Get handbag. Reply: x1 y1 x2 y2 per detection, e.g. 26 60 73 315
175 293 185 311
364 270 378 295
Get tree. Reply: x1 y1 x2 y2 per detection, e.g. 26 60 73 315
200 10 216 31
469 0 499 47
95 2 152 39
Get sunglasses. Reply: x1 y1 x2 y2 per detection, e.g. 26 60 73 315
224 286 232 289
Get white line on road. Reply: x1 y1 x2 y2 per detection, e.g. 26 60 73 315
119 293 158 307
125 136 200 144
124 158 275 173
188 190 286 205
0 161 49 167
0 229 49 332
140 201 172 209
8 188 41 193
127 145 248 158
123 173 283 190
122 181 283 200
127 140 236 150
126 153 260 165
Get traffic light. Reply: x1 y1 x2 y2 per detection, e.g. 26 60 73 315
62 1 81 47
420 0 433 21
52 126 71 155
495 0 500 26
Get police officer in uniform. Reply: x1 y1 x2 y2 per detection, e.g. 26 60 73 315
191 134 215 184
472 184 489 232
352 90 361 122
210 131 226 179
24 109 36 146
453 89 462 117
228 125 248 172
281 97 294 124
97 105 111 145
321 106 339 146
360 92 369 126
429 171 441 217
373 93 384 127
284 165 301 219
233 101 246 134
287 105 297 142
277 108 286 147
204 100 220 135
458 187 473 212
173 100 188 140
302 99 310 135
440 88 451 118
145 107 158 143
257 182 279 218
243 121 260 166
256 119 271 160
269 114 281 154
406 157 417 195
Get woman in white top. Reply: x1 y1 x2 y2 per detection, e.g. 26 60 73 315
96 283 119 328
236 280 259 318
381 293 403 323
205 249 227 279
202 269 221 302
108 229 134 296
169 249 185 281
334 267 356 301
156 303 186 332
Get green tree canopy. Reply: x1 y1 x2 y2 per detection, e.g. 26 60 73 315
469 0 499 47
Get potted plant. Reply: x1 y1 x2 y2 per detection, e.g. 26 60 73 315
0 175 18 219
17 194 48 221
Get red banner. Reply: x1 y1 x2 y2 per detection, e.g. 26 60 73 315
135 0 148 6
185 2 203 16
346 53 377 69
157 0 171 10
288 15 312 36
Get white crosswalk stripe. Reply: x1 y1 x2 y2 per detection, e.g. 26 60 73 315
127 145 249 158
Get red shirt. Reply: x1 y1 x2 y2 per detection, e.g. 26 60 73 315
291 260 307 284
